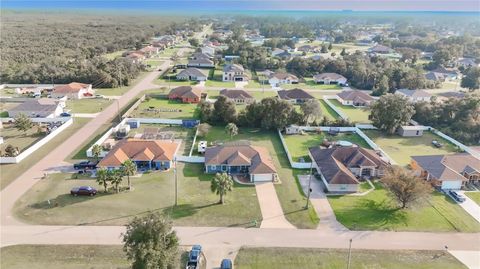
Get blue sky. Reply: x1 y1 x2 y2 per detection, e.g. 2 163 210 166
2 0 480 12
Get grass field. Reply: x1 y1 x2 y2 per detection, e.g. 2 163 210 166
0 245 190 269
234 247 466 269
66 98 113 113
283 131 370 162
328 182 480 232
1 118 91 190
282 78 342 90
13 162 261 227
131 97 199 119
329 99 371 123
246 90 278 100
205 67 236 88
363 130 459 166
465 192 480 206
197 126 319 229
0 125 45 153
319 99 340 120
95 72 150 96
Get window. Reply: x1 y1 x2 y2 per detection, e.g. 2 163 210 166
210 165 216 171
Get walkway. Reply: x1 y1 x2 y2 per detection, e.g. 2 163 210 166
0 63 170 226
459 191 480 223
255 182 295 229
298 175 347 231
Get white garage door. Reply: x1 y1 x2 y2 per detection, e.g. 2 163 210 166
252 174 272 182
441 180 462 190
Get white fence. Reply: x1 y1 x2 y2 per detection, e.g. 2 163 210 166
176 156 205 163
0 117 71 123
323 96 348 120
189 128 199 157
0 118 73 163
431 128 480 159
354 127 397 165
277 129 312 169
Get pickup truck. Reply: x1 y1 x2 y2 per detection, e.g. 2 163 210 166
73 160 99 170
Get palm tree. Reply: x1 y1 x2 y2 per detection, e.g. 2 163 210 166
210 172 234 204
91 144 103 162
122 159 137 190
110 170 124 193
225 123 238 139
96 168 109 193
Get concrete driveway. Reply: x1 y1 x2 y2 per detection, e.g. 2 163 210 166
255 182 295 229
458 191 480 223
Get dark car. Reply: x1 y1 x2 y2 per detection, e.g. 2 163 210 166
73 160 99 170
220 259 233 269
449 190 466 203
70 186 97 196
60 112 71 117
432 140 443 148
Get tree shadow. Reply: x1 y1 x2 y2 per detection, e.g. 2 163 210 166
163 203 218 220
29 192 113 209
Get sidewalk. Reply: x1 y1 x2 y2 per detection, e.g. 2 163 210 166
255 182 295 229
458 191 480 223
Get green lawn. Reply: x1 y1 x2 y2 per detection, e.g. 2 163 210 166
465 192 480 206
283 131 370 162
145 59 164 66
103 50 124 60
0 125 45 153
66 98 113 113
205 67 236 88
1 118 91 190
246 90 278 100
328 183 480 232
197 126 319 229
0 245 190 269
363 130 459 166
245 80 269 89
156 78 198 87
13 162 261 227
234 247 466 269
96 72 150 96
131 97 199 119
329 99 371 123
282 78 342 90
319 99 340 121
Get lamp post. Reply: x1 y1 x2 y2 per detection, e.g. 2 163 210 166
305 160 313 209
174 156 178 206
347 239 353 269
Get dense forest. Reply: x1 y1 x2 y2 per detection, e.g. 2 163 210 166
0 11 201 87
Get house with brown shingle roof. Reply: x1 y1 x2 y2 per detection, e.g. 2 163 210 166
168 86 203 103
204 144 277 182
8 98 64 118
411 153 480 190
51 82 94 100
336 90 374 107
313 73 347 86
309 146 389 193
98 139 180 170
277 88 314 104
268 72 299 87
219 89 254 104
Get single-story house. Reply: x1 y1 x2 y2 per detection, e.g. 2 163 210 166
268 72 299 87
168 86 203 103
336 90 374 107
431 66 459 80
126 52 146 63
425 71 447 82
219 89 254 104
456 58 478 68
176 68 209 81
192 52 213 60
15 86 43 96
204 144 277 182
411 153 480 190
395 89 432 103
187 58 215 69
8 98 64 118
368 44 393 54
313 73 348 86
98 139 179 171
309 146 389 193
51 82 94 99
397 126 424 137
277 88 314 104
223 64 249 82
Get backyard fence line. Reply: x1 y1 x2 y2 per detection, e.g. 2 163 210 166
354 127 397 165
0 118 73 164
277 129 313 169
122 94 146 118
430 128 480 159
0 117 71 123
189 127 199 157
176 155 205 163
322 96 349 120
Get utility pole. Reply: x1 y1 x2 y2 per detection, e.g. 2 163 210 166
174 157 178 206
305 160 313 209
347 239 353 269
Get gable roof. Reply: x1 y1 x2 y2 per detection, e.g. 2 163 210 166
309 146 388 185
432 66 459 75
219 89 253 100
223 64 244 73
314 73 346 81
53 82 91 94
205 144 277 174
396 89 432 99
425 71 447 81
369 44 392 53
9 98 61 116
337 90 374 103
412 153 480 181
277 88 314 100
269 72 298 81
98 139 179 167
177 68 208 78
168 86 203 99
188 58 214 66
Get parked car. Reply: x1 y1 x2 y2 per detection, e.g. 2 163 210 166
60 112 71 117
73 160 99 170
70 186 97 196
220 259 233 269
448 190 466 203
186 245 202 269
432 140 443 148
